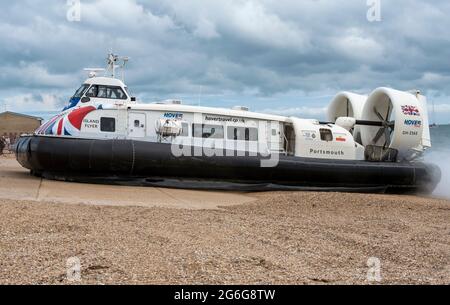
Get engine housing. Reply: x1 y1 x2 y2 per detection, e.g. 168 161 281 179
360 87 427 160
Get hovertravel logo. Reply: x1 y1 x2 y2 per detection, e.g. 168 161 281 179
164 112 183 119
404 119 422 128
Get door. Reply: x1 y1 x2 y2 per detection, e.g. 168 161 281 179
268 121 282 151
128 112 146 138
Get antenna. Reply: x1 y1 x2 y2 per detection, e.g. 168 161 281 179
121 56 129 82
105 52 130 81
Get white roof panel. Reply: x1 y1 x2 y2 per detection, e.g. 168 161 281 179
84 77 126 87
125 103 291 122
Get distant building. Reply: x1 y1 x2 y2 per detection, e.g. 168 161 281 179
0 111 43 144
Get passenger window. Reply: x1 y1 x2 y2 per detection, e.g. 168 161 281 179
248 128 258 141
227 127 258 141
193 124 224 139
227 127 240 140
320 128 333 141
100 117 115 132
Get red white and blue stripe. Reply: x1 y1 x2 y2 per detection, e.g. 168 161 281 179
35 105 100 136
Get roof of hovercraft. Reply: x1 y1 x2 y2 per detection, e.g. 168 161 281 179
83 76 127 87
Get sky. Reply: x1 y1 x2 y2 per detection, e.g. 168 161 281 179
1 0 450 123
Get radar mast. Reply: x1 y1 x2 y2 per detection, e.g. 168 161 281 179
105 53 130 81
83 52 130 81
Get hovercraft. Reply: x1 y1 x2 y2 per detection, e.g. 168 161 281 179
15 54 441 193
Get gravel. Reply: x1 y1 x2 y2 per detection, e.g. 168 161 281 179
0 191 449 284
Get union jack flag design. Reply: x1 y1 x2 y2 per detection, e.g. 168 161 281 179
35 105 100 136
401 105 420 116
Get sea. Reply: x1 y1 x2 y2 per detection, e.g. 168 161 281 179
23 111 450 198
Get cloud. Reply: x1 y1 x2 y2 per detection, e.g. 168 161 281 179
193 18 220 39
2 93 65 112
332 28 384 62
80 0 175 33
0 63 75 89
432 104 450 113
225 1 310 50
0 0 449 122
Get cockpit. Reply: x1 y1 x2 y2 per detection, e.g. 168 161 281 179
84 85 128 100
64 77 132 111
73 84 89 98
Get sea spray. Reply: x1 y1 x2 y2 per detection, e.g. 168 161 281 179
426 125 450 199
425 150 450 199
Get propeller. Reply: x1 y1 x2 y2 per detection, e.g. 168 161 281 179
371 102 395 148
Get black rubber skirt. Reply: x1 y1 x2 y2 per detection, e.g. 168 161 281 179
15 135 441 194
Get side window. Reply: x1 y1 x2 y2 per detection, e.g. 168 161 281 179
320 128 333 141
227 126 240 140
85 85 98 98
227 127 258 141
248 128 258 141
193 124 224 139
100 117 115 132
204 125 223 139
134 120 140 127
180 122 189 137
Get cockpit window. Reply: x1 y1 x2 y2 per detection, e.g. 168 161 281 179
97 86 108 98
73 84 89 98
85 85 98 97
107 87 127 99
84 85 127 100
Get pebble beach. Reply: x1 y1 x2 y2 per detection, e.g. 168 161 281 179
0 154 449 284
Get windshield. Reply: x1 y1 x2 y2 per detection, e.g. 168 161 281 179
72 84 89 98
124 86 132 97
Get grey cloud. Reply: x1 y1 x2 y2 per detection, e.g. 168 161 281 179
0 0 449 120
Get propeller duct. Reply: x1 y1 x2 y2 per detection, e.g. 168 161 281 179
360 87 426 160
327 92 367 143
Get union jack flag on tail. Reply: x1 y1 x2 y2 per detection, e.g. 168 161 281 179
401 105 420 116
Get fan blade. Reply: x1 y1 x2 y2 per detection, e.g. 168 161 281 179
372 127 385 144
385 102 391 121
374 107 385 121
383 128 391 148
